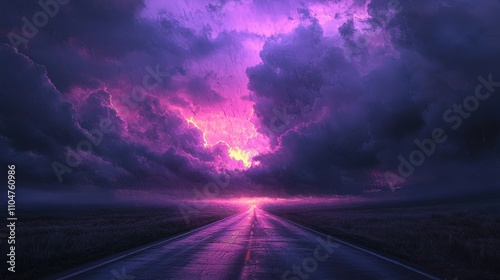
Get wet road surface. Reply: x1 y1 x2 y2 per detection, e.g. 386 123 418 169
55 206 438 280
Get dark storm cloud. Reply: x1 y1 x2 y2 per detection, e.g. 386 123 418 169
0 44 224 194
75 86 236 190
0 45 81 156
246 0 500 196
0 0 246 197
0 0 227 108
0 44 89 187
2 0 500 199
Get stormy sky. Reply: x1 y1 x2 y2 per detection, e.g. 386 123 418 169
1 0 500 201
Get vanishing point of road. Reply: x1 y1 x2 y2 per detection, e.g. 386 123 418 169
54 206 439 280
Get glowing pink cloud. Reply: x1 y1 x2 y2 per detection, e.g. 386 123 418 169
132 0 400 171
64 0 404 176
183 109 270 169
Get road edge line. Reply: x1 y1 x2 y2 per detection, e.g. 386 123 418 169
53 212 245 280
266 211 440 280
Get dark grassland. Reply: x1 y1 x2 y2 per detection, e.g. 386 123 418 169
265 197 500 280
0 203 241 280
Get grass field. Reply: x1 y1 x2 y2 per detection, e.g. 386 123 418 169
0 203 242 280
265 197 500 280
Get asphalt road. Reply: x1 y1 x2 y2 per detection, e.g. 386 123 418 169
55 206 439 280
